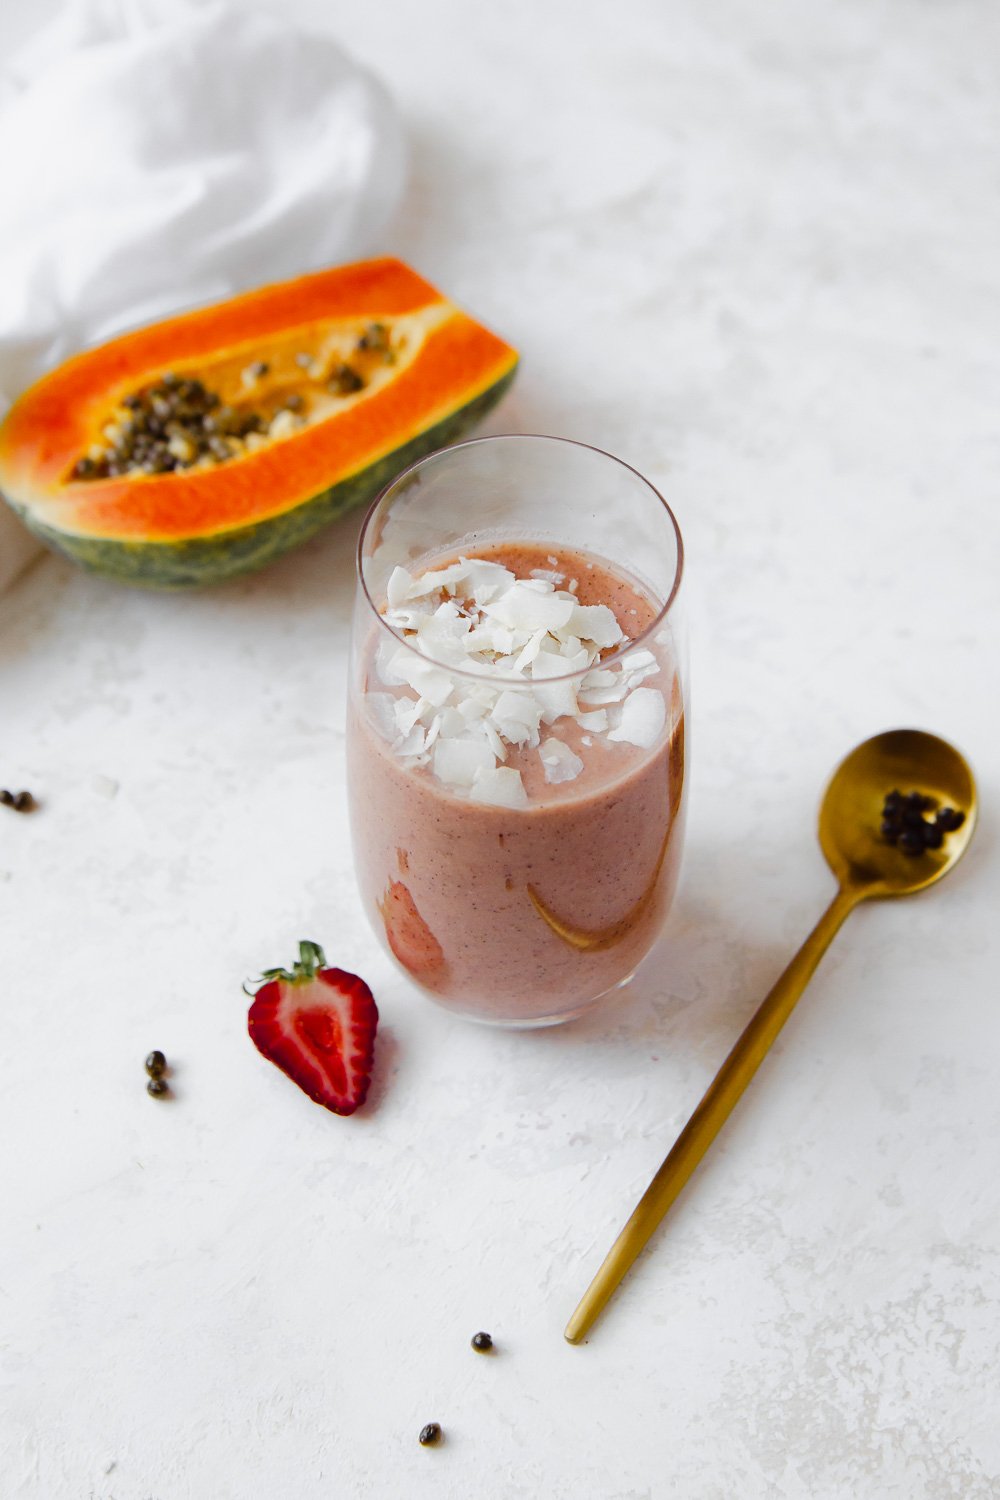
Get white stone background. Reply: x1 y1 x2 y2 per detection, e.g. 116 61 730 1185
2 1 999 1497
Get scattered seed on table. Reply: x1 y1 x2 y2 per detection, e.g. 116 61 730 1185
145 1050 167 1079
471 1331 493 1352
146 1078 169 1099
418 1423 442 1447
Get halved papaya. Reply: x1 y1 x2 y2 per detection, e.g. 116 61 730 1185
0 258 518 589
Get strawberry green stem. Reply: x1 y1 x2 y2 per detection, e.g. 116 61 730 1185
244 939 328 993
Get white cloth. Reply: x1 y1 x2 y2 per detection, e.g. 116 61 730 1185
0 0 406 591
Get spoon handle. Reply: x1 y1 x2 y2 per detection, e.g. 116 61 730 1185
564 883 862 1344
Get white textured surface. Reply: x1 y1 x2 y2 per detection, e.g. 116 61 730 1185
2 2 999 1497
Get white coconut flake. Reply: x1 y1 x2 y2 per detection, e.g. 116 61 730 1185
490 689 542 745
386 566 414 608
433 738 495 788
528 652 578 722
393 696 426 735
509 629 542 673
489 624 518 655
539 738 584 784
375 639 407 686
389 650 455 707
385 604 434 632
555 644 593 674
491 688 541 727
569 603 623 648
531 648 572 679
621 647 660 687
435 706 467 738
530 568 565 586
463 622 500 653
396 726 427 758
414 609 472 665
484 583 575 633
463 558 515 601
366 692 398 741
577 683 628 707
622 647 657 672
607 687 666 748
469 766 529 808
576 708 608 731
410 560 471 596
481 721 509 761
532 679 578 724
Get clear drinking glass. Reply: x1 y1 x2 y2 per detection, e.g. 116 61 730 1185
347 434 687 1027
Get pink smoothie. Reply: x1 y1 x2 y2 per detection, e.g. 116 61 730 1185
347 542 686 1024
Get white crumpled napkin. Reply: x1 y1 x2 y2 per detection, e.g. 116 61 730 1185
0 0 406 592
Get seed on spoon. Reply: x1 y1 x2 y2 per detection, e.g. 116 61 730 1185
418 1423 442 1446
879 789 965 855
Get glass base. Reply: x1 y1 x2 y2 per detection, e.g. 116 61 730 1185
436 968 639 1030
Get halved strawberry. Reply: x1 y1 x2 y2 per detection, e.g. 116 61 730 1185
246 941 378 1115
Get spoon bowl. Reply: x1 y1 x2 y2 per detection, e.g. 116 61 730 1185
820 728 977 897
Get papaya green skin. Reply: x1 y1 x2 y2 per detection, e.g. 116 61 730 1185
4 369 516 590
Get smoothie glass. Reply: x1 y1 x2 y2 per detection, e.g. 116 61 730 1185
347 434 686 1027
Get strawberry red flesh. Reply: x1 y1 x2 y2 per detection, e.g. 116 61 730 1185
377 880 445 977
247 942 378 1115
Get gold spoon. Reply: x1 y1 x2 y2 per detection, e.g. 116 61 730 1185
565 728 977 1344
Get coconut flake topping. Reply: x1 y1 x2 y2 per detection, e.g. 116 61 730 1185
368 557 666 799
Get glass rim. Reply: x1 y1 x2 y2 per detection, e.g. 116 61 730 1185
355 432 685 686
